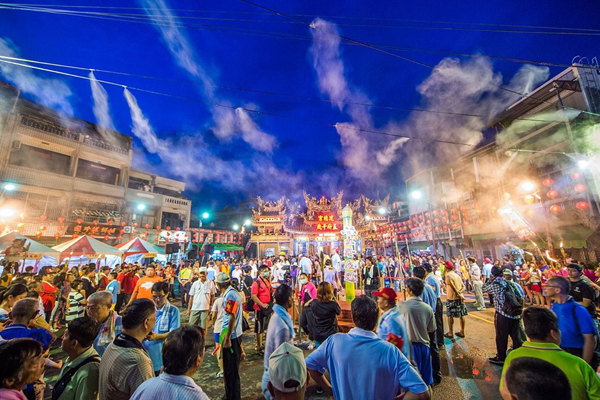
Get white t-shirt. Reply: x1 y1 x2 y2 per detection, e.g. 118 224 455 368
251 264 258 279
232 268 242 281
212 297 224 333
189 279 215 311
299 257 312 275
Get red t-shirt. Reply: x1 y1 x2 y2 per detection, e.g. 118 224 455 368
250 277 272 311
41 281 58 312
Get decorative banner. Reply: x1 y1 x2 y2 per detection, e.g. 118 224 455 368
498 205 537 241
344 260 358 283
67 223 118 237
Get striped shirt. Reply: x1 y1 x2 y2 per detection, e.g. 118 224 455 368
66 291 85 322
130 373 209 400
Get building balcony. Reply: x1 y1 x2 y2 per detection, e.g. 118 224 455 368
1 164 74 192
73 178 125 198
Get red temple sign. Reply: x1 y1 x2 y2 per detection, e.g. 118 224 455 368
314 213 340 232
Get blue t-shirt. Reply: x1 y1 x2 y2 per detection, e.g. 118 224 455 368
377 307 410 359
551 298 596 349
419 284 437 314
0 324 53 350
106 280 120 304
425 274 440 298
222 287 243 339
143 303 180 372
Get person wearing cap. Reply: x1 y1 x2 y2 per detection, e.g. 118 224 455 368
267 342 308 400
482 258 493 284
305 295 430 400
444 261 467 339
374 287 410 360
217 272 244 400
483 266 524 365
503 269 525 298
187 267 215 335
262 285 295 400
398 278 436 386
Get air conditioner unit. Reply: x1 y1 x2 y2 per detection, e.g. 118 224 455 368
11 140 21 150
124 226 132 233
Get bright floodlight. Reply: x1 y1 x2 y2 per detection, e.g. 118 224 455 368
519 181 535 193
378 207 386 215
0 208 15 219
365 215 371 221
244 219 251 226
410 190 423 200
233 224 239 231
137 204 146 211
3 183 16 191
202 212 210 219
578 159 590 170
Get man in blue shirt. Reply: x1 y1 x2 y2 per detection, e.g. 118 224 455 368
423 263 444 349
546 276 597 364
374 287 410 359
218 272 244 400
144 282 180 374
305 296 430 400
0 298 55 350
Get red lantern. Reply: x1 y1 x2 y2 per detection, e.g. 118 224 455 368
426 220 431 225
57 225 64 231
93 220 99 226
434 218 440 224
434 226 440 232
571 172 582 181
542 178 554 187
574 184 587 193
119 229 125 234
76 218 83 224
144 231 149 235
166 226 171 231
72 234 78 239
452 223 459 229
104 235 109 240
107 220 114 226
185 228 190 232
166 232 171 236
451 215 458 221
464 221 470 226
154 237 159 242
425 212 430 218
156 225 161 230
443 225 449 230
427 228 432 233
54 233 60 239
57 216 65 223
132 222 138 228
120 221 126 227
117 236 123 241
144 224 150 229
576 201 589 210
176 227 180 231
547 190 559 199
441 210 447 215
132 230 138 234
549 204 561 214
39 225 46 231
40 215 47 221
433 211 438 217
442 217 448 222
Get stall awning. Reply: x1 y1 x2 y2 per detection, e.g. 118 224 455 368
0 232 60 261
213 243 244 251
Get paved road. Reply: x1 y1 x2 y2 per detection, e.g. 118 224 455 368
44 295 506 400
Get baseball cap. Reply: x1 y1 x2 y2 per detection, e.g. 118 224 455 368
216 272 230 283
373 287 397 302
268 342 307 393
445 261 455 270
502 268 513 276
483 258 491 264
199 267 207 273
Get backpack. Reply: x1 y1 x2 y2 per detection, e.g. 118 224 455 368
502 281 523 317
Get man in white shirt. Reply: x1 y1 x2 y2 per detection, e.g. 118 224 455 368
469 257 485 311
331 250 341 274
299 255 313 279
231 265 243 281
186 267 215 334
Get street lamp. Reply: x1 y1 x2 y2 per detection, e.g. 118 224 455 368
410 190 423 200
378 207 387 215
232 224 239 231
202 212 210 219
3 183 16 192
244 219 251 226
137 204 146 211
519 181 536 193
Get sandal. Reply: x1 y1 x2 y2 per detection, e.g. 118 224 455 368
444 332 454 339
456 332 466 338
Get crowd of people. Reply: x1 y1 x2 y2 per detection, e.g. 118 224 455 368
0 249 599 400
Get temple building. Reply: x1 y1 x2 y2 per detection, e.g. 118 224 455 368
249 192 391 257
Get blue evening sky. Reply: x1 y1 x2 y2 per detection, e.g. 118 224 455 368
0 0 598 213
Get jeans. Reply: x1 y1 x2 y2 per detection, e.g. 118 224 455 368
262 369 273 400
473 280 485 309
495 313 524 360
223 336 242 400
435 298 444 347
429 331 442 383
180 281 191 308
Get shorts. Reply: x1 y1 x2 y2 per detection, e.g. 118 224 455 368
214 332 220 344
189 310 208 328
254 308 271 334
531 283 542 293
446 299 468 318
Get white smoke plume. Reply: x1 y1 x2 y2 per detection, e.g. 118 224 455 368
139 0 277 153
89 71 116 135
0 37 72 114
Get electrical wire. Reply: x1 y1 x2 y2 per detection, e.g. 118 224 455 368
0 58 481 147
0 54 579 123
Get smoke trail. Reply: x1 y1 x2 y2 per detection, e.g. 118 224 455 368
0 37 72 114
138 0 277 153
89 71 116 135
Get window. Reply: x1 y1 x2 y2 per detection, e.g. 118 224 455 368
8 143 71 175
76 159 120 185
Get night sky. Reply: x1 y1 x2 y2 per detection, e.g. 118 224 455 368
1 0 598 214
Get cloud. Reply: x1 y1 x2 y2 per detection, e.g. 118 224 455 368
89 71 116 134
139 0 277 153
0 37 73 114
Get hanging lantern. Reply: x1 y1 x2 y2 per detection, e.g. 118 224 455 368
434 218 440 224
39 225 46 231
39 215 47 221
117 235 123 241
434 226 440 232
144 224 150 229
547 190 559 199
176 227 180 231
166 232 171 236
574 184 587 193
119 229 125 234
35 231 42 237
54 232 61 239
185 228 190 232
57 216 65 223
524 195 535 204
166 226 171 230
576 201 590 210
76 218 83 224
464 221 470 226
571 172 582 181
132 222 138 228
103 235 109 240
452 223 460 229
542 178 554 187
155 225 161 230
72 234 78 239
144 231 149 235
132 229 138 234
17 223 24 230
426 220 431 225
433 211 438 216
442 216 448 222
443 225 449 230
441 210 447 215
93 220 99 226
57 225 64 231
549 204 561 214
427 228 432 233
120 221 126 227
451 215 458 221
451 208 457 214
107 220 114 226
154 237 159 242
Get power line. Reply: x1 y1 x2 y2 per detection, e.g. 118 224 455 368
0 58 481 147
0 54 573 123
5 3 600 34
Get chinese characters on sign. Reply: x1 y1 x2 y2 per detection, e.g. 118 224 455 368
67 223 118 236
315 213 340 232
